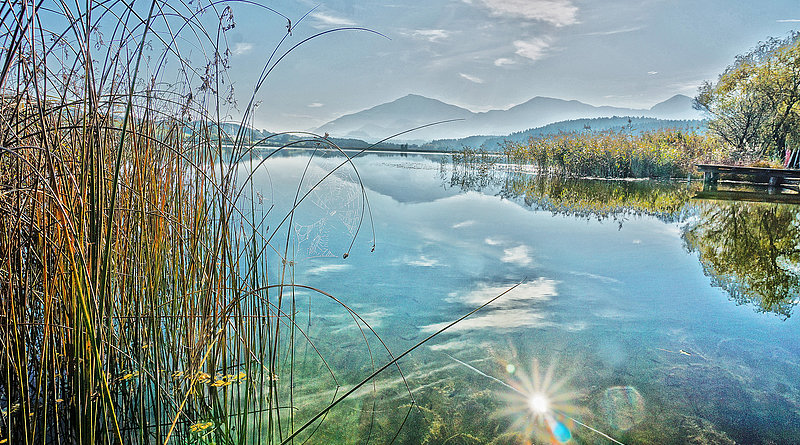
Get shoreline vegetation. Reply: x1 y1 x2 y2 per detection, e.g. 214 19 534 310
499 128 717 179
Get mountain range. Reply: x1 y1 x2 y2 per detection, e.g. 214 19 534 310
421 116 706 151
315 94 705 143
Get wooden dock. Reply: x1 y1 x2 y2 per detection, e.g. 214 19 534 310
693 189 800 204
696 163 800 187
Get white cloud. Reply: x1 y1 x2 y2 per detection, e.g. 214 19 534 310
777 19 800 22
305 264 351 275
421 308 550 332
484 237 502 246
494 57 515 67
392 254 441 268
452 220 476 229
501 245 532 266
514 38 550 61
307 102 324 108
476 0 578 27
459 72 485 84
585 26 643 36
310 12 356 27
447 278 556 308
231 42 253 56
421 279 558 333
648 71 658 75
412 29 450 42
569 271 621 284
407 255 440 267
667 78 707 95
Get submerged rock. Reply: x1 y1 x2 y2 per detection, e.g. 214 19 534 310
600 386 646 430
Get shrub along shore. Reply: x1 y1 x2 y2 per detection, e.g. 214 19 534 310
499 128 719 179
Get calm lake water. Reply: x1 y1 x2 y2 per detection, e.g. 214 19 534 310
240 149 800 444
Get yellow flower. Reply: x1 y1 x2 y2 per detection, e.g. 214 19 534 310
189 421 214 432
196 372 211 383
121 371 139 381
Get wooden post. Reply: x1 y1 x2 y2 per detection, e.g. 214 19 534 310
703 170 718 190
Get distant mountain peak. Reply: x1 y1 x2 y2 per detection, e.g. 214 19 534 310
316 93 705 142
649 94 701 118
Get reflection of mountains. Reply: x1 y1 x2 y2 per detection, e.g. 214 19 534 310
449 167 800 318
683 201 800 319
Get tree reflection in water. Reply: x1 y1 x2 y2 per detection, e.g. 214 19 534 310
501 173 696 224
682 201 800 319
447 161 800 318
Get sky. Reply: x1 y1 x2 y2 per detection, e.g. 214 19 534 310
202 0 799 132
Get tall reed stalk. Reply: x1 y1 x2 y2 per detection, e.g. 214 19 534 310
0 2 424 443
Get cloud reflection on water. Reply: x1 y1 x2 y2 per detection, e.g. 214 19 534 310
305 263 352 275
421 279 557 333
502 245 534 266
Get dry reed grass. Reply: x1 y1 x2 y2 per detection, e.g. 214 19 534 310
0 2 428 443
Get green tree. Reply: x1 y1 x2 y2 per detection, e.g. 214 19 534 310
695 31 800 160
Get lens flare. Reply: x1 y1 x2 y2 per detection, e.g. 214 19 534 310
545 413 572 443
528 393 549 414
492 358 584 443
445 354 626 444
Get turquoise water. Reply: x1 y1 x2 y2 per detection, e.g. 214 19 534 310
243 150 800 444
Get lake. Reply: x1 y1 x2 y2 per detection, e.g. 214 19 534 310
240 149 800 444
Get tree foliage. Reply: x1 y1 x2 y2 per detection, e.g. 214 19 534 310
695 31 800 160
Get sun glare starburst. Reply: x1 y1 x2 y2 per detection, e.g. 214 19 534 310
528 393 550 414
492 358 583 443
447 354 626 444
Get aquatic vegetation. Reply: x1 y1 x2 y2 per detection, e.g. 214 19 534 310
502 129 720 179
449 146 501 191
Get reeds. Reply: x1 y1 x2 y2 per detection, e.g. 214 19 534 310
502 129 720 179
0 2 413 443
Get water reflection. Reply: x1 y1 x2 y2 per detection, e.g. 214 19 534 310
420 279 557 333
683 201 800 319
250 151 800 443
447 163 800 319
501 173 697 224
446 164 698 223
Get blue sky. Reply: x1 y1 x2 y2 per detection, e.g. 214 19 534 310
217 0 799 132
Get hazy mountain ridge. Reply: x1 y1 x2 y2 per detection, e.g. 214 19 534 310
316 94 705 142
183 121 407 150
421 116 707 151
